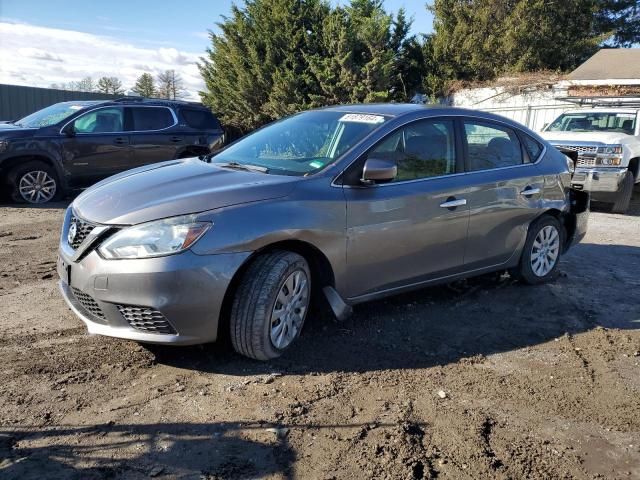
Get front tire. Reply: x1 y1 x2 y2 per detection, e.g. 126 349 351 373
514 216 563 285
8 161 60 204
230 251 311 361
611 170 634 214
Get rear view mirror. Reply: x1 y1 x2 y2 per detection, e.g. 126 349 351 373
361 158 397 184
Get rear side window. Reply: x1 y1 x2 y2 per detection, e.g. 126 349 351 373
464 121 523 171
130 107 174 131
520 133 543 162
182 108 222 130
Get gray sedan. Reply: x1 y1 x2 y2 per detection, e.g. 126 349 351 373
57 104 589 360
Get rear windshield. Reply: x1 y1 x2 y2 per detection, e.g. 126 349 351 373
546 112 636 134
182 108 222 130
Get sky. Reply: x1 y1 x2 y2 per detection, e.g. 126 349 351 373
0 1 433 100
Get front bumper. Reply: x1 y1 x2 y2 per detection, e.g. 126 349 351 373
57 246 251 345
571 167 627 193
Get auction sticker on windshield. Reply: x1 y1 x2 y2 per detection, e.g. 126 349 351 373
339 114 385 124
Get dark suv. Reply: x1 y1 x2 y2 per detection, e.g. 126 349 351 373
0 98 225 203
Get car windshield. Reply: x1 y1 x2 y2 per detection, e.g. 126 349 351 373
15 102 97 128
211 110 388 176
546 112 636 135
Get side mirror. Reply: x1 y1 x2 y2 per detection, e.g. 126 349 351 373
361 158 397 184
541 123 549 131
62 123 76 137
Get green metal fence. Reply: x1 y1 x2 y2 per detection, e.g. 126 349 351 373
0 84 117 121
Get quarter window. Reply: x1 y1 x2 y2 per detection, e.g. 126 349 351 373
130 107 174 131
182 108 222 130
72 108 123 133
368 119 457 181
464 121 523 171
521 133 543 162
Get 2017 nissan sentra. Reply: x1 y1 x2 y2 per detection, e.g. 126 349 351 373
57 104 589 360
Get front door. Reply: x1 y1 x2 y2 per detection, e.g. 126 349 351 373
343 117 470 299
61 106 132 186
461 118 546 269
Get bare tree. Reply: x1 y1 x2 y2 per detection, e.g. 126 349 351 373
71 77 96 92
156 70 185 99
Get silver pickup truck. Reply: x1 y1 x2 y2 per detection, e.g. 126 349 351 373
540 108 639 213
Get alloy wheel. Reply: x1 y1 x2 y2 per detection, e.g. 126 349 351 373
530 225 560 277
19 170 57 203
270 269 310 350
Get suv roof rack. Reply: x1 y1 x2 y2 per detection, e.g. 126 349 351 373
558 96 640 108
111 96 204 106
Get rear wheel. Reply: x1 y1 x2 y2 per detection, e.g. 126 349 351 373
611 170 634 214
8 161 60 204
514 216 563 285
230 251 311 361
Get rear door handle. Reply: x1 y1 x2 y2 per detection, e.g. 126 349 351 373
113 137 128 145
440 198 467 209
170 136 183 143
520 187 541 196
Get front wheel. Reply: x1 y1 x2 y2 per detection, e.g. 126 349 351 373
230 251 311 361
514 216 563 285
8 161 60 204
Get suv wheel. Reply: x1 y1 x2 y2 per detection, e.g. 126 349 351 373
611 170 634 214
514 216 563 285
9 161 60 204
230 251 311 361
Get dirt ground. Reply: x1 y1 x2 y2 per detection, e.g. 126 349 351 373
1 191 639 480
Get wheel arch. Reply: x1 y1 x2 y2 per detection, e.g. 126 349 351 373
1 154 65 191
217 239 336 339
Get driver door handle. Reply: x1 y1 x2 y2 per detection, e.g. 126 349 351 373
520 187 541 196
440 198 467 209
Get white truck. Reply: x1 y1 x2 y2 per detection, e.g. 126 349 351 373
540 106 639 213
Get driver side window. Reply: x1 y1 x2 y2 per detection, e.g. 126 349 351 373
368 118 457 181
72 108 124 134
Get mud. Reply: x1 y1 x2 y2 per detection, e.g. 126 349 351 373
1 191 639 479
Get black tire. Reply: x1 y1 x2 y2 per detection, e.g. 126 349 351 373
514 216 564 285
230 251 311 361
611 170 634 214
8 160 61 204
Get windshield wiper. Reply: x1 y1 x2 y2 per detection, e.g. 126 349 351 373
216 161 269 173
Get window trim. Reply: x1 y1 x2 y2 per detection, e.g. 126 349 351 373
128 106 178 132
59 105 177 135
333 113 546 188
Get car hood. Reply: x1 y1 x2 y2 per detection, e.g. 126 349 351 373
540 131 630 145
73 159 300 225
0 123 38 138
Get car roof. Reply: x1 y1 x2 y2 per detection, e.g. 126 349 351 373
321 103 438 116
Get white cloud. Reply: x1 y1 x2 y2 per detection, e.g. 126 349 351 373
0 21 205 100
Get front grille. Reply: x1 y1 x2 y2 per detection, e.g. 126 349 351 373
577 156 597 167
117 305 177 335
558 144 598 155
68 215 96 249
71 287 105 319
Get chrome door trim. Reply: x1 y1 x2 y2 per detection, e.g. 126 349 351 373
59 105 178 135
332 112 547 189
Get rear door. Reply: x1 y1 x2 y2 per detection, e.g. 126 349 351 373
60 106 131 186
128 106 180 167
461 118 546 269
343 117 471 299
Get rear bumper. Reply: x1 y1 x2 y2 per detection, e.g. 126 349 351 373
571 167 627 193
564 189 590 252
57 248 251 345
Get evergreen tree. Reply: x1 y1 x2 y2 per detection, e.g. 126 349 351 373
96 76 124 95
132 73 156 97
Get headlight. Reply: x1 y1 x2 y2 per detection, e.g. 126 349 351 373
98 215 211 259
597 145 623 154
